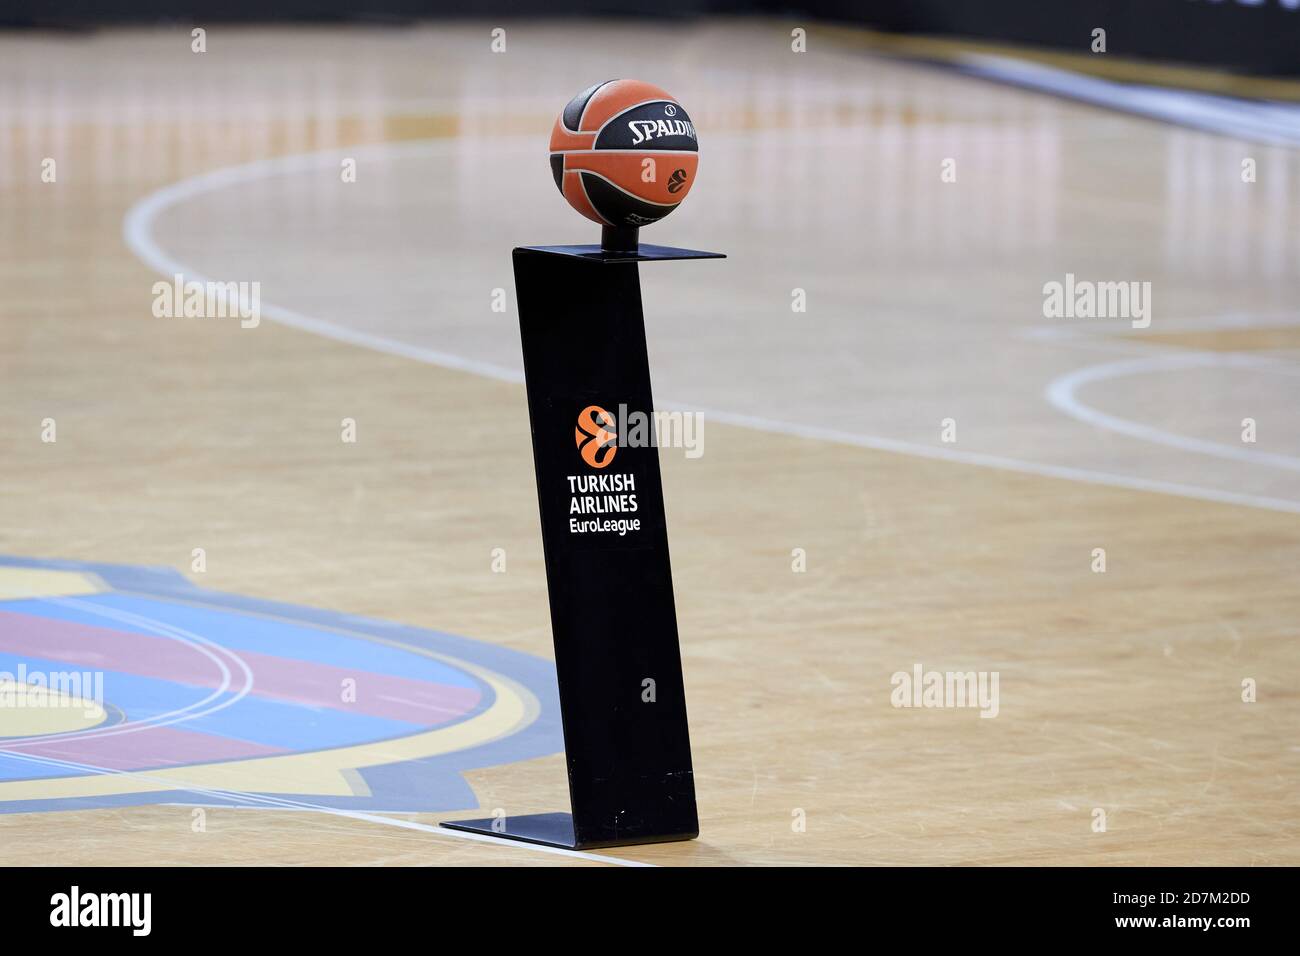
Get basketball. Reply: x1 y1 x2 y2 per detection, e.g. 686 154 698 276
549 79 699 230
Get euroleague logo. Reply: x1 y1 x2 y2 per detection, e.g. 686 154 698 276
575 405 617 468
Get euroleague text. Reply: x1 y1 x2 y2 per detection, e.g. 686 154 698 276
567 473 641 536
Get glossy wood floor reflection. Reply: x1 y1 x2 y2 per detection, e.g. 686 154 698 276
0 21 1297 866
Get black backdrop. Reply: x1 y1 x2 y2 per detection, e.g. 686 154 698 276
3 1 1298 76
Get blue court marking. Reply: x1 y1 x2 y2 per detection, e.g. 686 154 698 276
0 755 86 781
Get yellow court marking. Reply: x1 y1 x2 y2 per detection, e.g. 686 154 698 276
1124 326 1300 353
816 22 1300 102
0 569 104 603
0 680 108 739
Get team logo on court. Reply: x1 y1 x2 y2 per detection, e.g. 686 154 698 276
575 404 618 469
0 556 560 815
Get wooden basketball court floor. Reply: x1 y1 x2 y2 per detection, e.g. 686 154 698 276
1 20 1297 866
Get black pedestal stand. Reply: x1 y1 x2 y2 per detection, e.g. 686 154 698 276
441 234 724 850
601 223 639 253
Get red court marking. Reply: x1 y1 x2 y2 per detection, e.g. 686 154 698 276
0 609 480 725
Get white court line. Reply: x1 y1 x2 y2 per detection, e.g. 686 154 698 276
123 139 530 386
121 139 1300 524
1045 353 1300 473
0 749 650 867
2 597 253 746
685 404 1300 514
957 54 1300 147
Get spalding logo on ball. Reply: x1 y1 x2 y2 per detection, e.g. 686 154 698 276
549 79 698 232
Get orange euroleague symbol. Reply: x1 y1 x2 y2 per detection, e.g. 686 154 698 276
575 404 618 468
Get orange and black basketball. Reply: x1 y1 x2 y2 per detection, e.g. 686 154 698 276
549 79 698 229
